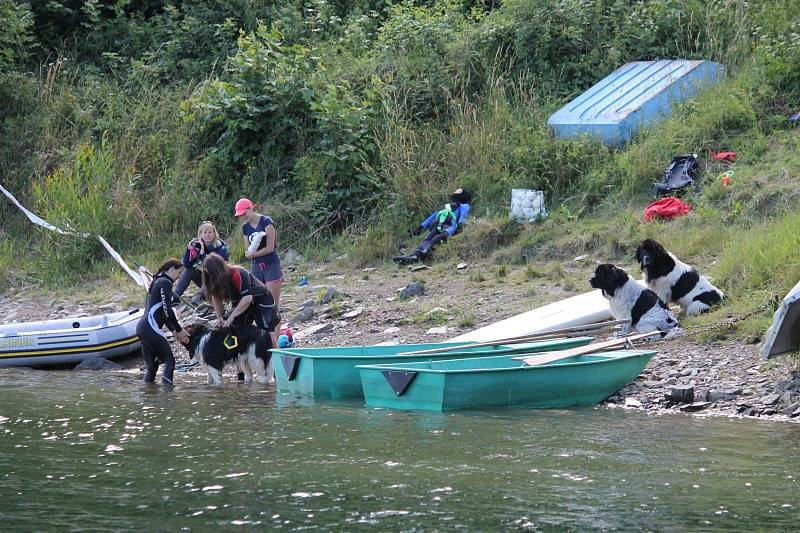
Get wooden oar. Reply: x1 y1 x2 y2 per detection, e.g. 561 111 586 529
397 319 628 356
514 331 662 366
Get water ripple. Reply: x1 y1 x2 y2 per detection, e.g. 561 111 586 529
0 369 798 530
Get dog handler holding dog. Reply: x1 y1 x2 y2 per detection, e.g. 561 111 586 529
136 258 189 384
202 253 281 349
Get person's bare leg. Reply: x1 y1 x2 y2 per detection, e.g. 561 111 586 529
266 279 282 351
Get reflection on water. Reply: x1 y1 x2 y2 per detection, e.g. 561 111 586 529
1 368 799 530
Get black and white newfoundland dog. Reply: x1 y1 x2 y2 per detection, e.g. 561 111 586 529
184 324 274 384
636 239 724 316
590 264 679 335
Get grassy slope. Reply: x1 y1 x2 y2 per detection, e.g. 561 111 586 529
3 125 799 347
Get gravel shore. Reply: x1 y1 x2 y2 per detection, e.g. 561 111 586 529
2 258 798 423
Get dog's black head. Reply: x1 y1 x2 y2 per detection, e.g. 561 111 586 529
635 239 674 279
183 323 211 360
590 264 630 298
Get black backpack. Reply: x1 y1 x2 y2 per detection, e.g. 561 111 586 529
652 154 700 197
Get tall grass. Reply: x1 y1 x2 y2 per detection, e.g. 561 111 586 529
0 236 23 292
714 212 800 295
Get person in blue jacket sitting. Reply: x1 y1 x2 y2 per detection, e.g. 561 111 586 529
174 221 229 305
394 188 472 265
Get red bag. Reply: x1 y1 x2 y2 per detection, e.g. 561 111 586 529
709 149 736 162
644 197 692 222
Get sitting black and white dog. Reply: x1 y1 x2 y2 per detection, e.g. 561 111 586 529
184 323 274 384
636 239 724 316
590 264 679 335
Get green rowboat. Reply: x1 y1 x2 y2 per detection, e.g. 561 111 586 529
356 349 656 411
272 337 593 399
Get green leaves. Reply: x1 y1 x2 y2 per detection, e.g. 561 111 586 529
185 22 386 231
0 0 34 70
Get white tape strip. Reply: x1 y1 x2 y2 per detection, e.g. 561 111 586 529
2 181 145 287
97 235 146 287
0 182 74 235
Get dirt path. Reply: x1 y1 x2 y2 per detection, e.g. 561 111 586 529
2 257 798 422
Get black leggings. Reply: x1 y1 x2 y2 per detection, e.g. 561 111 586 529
136 319 175 384
417 228 450 256
174 266 203 298
232 298 280 332
232 298 279 382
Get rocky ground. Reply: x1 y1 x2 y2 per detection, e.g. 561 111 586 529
1 251 798 422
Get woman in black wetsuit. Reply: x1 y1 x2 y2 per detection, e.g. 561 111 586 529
202 253 280 347
136 258 189 384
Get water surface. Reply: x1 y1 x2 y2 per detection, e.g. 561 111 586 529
1 369 798 530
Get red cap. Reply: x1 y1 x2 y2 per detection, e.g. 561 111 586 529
234 198 254 217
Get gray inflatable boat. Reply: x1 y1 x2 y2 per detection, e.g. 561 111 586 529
0 309 142 367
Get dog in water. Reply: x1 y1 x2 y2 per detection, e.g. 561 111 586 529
635 239 724 316
590 263 679 335
183 323 274 384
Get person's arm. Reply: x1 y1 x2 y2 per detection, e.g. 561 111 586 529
212 295 225 323
218 241 229 261
458 204 470 224
222 295 253 327
248 225 276 259
159 282 182 333
182 241 195 268
159 281 188 343
420 211 437 230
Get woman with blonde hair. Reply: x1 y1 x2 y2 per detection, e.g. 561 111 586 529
174 220 229 305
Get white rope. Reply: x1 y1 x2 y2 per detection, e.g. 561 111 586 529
1 181 145 287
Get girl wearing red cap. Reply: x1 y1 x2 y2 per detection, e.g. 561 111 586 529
234 198 283 335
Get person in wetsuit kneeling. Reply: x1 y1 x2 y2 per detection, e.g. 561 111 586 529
136 258 189 384
174 221 229 305
394 188 472 265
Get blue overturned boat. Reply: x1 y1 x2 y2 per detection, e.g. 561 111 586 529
0 310 142 367
548 59 724 146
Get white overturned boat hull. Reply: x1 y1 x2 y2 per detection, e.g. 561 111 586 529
763 279 800 358
0 309 143 367
448 290 612 343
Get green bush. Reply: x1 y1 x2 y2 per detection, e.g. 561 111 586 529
31 137 145 273
0 0 33 71
375 1 469 122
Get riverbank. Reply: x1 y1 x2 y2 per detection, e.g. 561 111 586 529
1 254 798 423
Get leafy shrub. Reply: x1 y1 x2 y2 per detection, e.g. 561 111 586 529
31 136 145 272
0 0 34 71
186 25 315 188
376 1 469 122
